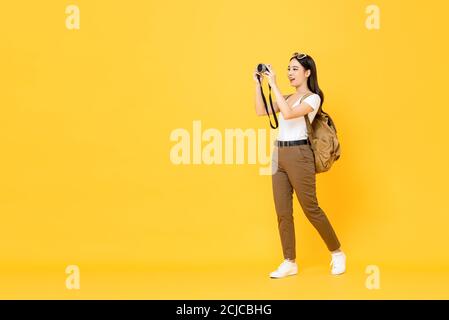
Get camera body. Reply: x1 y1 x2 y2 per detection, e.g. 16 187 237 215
257 63 269 74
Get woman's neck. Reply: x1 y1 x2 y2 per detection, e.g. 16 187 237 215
295 83 311 94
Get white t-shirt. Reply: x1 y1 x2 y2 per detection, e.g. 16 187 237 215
277 93 321 141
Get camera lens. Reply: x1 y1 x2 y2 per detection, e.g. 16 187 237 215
257 63 268 73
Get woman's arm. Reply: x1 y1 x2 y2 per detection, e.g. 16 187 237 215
255 83 281 116
269 84 314 120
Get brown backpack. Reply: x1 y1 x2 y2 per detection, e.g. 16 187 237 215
289 93 341 173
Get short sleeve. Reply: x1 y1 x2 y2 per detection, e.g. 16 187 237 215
303 94 321 111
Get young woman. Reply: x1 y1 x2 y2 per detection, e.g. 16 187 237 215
253 52 346 278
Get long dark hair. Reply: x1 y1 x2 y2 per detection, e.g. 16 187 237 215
290 54 324 107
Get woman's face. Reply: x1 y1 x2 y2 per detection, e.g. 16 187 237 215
288 60 310 87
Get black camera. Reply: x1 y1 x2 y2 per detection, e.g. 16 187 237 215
257 63 269 74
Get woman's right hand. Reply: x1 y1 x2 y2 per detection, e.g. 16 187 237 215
253 67 263 85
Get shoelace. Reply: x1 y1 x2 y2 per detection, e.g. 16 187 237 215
278 260 293 271
330 255 343 268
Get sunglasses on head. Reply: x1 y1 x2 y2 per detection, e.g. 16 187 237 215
292 52 307 60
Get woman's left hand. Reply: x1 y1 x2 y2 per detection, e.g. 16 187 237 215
264 64 277 86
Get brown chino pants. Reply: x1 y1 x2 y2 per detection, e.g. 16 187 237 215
271 142 341 260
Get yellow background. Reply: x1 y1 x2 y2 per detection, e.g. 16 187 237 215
1 0 449 299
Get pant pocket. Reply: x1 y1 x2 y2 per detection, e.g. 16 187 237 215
297 145 314 162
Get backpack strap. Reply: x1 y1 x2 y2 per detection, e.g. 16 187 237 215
285 92 311 106
299 92 314 106
300 93 317 145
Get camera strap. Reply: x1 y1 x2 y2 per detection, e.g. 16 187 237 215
257 76 278 129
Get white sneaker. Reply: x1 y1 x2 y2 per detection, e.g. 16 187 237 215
330 251 346 275
269 259 298 278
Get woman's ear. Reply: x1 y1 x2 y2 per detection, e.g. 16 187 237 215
305 69 311 78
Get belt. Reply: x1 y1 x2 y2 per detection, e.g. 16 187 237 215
275 139 309 147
